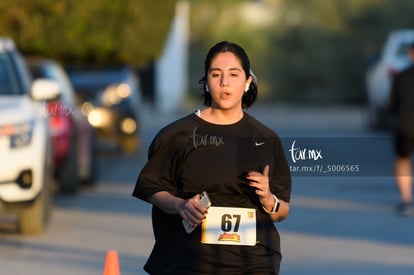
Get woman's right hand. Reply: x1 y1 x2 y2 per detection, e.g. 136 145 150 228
148 191 208 227
179 194 208 228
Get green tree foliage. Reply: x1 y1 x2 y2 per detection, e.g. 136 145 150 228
2 0 414 104
0 0 178 66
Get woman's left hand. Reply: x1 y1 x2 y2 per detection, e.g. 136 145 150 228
246 165 274 206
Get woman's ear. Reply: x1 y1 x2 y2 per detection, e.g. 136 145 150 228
245 84 250 92
245 76 253 92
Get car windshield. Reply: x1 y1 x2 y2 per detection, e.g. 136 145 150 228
67 68 135 101
0 53 20 95
397 44 410 58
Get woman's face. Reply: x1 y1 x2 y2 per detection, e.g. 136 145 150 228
207 51 252 111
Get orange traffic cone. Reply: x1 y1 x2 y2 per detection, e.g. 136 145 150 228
103 249 121 275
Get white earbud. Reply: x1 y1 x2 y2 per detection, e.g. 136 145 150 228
205 84 210 92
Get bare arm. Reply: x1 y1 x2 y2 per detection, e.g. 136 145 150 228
148 191 208 227
261 196 290 222
247 165 290 222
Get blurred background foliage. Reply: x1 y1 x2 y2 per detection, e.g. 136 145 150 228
189 0 414 104
0 0 177 65
1 0 414 105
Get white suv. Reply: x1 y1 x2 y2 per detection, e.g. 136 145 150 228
0 37 59 234
365 29 414 127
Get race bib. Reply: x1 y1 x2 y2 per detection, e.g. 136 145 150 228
201 206 256 246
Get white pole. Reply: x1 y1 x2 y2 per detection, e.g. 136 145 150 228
155 1 189 113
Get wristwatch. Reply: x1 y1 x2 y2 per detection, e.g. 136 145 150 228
262 194 280 213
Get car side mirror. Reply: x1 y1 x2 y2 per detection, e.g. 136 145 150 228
30 79 61 101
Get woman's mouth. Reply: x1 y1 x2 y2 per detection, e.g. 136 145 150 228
221 92 231 99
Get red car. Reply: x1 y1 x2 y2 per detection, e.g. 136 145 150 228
28 58 97 193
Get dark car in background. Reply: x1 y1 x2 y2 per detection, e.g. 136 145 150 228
28 58 97 193
67 67 141 153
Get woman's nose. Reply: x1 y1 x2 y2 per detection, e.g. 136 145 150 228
220 75 229 86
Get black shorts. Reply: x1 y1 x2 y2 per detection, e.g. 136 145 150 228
395 130 414 157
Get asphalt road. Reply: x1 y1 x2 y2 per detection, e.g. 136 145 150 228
1 104 414 274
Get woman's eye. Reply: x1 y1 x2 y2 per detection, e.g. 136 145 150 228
211 73 219 78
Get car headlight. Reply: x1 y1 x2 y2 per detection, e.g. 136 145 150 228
0 120 35 148
101 83 131 106
88 108 112 128
120 117 136 134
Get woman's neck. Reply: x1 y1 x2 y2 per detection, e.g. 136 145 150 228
199 107 244 125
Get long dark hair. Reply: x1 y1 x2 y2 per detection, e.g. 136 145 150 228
198 41 258 108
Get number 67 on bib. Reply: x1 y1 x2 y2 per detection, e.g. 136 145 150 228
201 206 257 246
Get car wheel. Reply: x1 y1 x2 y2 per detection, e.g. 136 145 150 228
18 140 54 235
81 129 98 186
58 132 81 194
18 188 47 235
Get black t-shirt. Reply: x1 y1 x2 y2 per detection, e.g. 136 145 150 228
389 65 414 133
133 112 291 274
